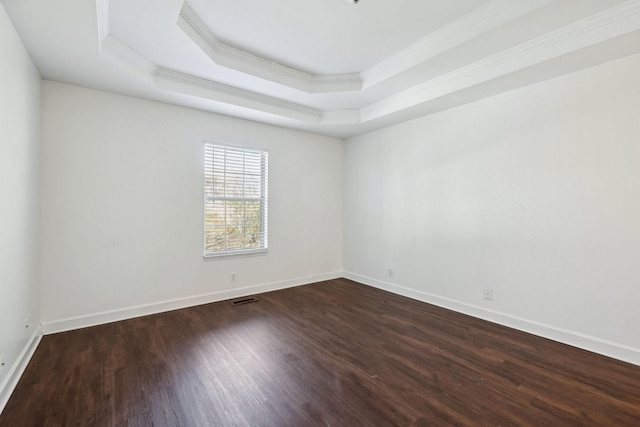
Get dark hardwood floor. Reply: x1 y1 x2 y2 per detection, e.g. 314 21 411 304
2 278 640 426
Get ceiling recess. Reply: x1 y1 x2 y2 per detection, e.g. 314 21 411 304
4 0 640 138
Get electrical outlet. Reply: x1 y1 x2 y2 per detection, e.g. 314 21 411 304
230 272 237 283
388 268 394 277
483 289 493 300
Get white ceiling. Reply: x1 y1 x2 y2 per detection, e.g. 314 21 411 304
3 0 640 138
183 0 489 74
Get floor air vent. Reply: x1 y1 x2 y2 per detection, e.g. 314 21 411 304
230 297 258 306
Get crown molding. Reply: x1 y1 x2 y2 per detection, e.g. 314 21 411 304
177 0 551 93
96 24 362 125
362 0 640 122
322 109 361 125
360 0 552 89
100 35 158 84
95 0 640 129
101 35 326 122
95 0 110 47
155 69 323 123
177 3 362 94
95 1 325 124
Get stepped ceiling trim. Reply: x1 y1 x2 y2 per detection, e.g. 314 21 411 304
177 0 552 94
155 69 324 123
362 0 640 122
177 3 362 94
360 0 553 89
90 0 640 130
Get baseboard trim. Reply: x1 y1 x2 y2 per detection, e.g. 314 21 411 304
42 272 342 335
0 325 43 414
343 272 640 367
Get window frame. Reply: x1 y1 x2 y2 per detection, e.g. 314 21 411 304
203 141 269 259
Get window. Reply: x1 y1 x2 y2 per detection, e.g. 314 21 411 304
204 142 268 257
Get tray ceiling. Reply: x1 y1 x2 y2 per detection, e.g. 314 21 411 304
3 0 640 138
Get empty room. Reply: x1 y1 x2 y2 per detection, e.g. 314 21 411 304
2 0 640 425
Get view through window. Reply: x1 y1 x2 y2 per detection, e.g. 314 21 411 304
204 143 268 257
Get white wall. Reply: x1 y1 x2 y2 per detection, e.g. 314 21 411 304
0 3 42 409
40 81 343 330
344 53 640 365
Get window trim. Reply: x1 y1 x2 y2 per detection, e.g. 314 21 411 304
203 141 268 259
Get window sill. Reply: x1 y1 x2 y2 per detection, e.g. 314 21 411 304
203 248 268 261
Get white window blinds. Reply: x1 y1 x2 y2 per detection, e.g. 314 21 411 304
204 143 268 257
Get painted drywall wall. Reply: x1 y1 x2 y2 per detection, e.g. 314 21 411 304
0 3 42 409
344 53 640 364
40 81 343 329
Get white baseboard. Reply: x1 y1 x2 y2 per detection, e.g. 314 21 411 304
41 272 342 335
343 272 640 367
0 325 43 414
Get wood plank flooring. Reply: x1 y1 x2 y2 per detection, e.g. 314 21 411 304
2 278 640 426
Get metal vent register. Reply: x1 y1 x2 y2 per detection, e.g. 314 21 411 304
230 297 258 306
